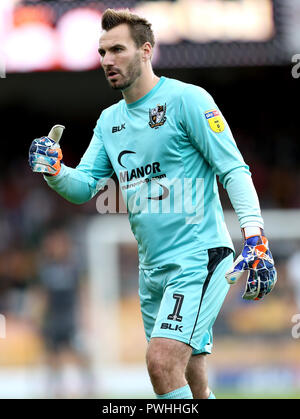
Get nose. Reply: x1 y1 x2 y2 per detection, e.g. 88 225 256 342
102 52 115 68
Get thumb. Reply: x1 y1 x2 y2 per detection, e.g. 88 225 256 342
225 254 246 284
48 125 65 144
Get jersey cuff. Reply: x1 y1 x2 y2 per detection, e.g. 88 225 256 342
242 226 264 239
240 219 264 229
43 163 66 185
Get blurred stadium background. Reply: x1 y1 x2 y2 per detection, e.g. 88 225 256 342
0 0 300 399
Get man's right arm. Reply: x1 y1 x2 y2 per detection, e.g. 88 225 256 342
44 131 114 204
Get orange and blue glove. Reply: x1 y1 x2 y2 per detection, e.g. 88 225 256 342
28 125 64 176
225 228 277 300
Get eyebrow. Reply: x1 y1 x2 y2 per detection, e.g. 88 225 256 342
98 44 125 55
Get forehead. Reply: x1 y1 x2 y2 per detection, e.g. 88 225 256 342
99 23 135 48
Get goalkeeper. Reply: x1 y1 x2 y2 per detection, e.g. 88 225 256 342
28 8 277 400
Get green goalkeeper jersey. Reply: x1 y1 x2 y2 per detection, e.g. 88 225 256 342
45 76 263 268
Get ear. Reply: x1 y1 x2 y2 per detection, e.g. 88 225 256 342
141 42 153 61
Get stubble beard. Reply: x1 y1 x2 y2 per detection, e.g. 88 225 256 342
108 53 142 91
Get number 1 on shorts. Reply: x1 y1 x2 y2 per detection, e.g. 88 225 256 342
167 294 184 322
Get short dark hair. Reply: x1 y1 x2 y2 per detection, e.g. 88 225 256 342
101 8 155 48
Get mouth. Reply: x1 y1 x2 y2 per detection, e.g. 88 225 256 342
107 70 120 80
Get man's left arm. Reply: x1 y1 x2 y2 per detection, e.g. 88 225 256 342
180 86 277 300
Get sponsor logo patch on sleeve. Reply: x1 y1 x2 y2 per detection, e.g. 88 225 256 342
204 109 225 133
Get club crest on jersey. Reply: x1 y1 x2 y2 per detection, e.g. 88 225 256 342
204 109 225 133
149 103 167 129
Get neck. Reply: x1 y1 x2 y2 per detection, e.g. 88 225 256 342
122 69 160 104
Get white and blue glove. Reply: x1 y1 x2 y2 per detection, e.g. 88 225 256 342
225 227 277 300
29 125 65 176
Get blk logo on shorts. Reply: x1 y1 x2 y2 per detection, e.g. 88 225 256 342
161 323 183 332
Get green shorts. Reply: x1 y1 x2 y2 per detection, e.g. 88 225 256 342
139 247 233 355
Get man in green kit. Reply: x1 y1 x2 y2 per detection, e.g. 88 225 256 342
29 8 277 399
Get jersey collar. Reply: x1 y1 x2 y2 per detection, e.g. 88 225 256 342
126 76 166 109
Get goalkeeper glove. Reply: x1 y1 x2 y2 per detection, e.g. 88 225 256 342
28 125 64 176
225 227 277 301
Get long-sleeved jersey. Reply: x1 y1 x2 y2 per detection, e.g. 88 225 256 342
45 76 263 268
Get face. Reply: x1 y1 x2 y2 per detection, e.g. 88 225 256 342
99 24 143 91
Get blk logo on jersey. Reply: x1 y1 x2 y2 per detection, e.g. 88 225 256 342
112 123 126 133
149 103 167 129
